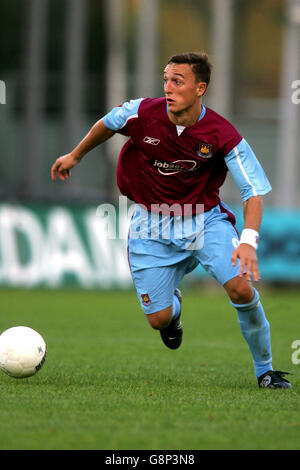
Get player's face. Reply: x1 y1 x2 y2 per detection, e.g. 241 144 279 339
163 63 207 114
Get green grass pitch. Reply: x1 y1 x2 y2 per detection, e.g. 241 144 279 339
0 286 299 450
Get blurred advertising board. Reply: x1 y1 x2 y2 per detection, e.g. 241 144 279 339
0 202 299 288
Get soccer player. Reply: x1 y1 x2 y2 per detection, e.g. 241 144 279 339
51 52 291 389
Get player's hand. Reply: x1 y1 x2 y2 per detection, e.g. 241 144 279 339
231 243 260 282
51 153 79 181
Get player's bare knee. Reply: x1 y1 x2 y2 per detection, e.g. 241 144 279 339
231 286 253 304
225 277 253 304
146 307 172 330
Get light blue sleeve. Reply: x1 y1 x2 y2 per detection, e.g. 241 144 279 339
102 98 143 131
224 138 272 202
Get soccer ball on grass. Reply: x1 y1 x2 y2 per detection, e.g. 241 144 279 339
0 326 47 378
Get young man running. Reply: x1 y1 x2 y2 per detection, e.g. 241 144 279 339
51 52 291 389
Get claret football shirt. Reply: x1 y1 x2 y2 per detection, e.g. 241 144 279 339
103 97 271 214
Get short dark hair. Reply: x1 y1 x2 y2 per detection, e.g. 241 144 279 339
167 52 212 86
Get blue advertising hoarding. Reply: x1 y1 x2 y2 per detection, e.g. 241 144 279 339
0 202 299 288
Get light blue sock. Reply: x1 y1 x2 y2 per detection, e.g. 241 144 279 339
172 294 181 320
231 288 273 378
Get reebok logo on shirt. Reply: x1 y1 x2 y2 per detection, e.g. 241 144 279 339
143 136 160 145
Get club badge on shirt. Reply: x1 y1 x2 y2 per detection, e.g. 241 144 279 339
197 143 213 158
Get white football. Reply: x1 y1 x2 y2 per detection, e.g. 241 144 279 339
0 326 47 378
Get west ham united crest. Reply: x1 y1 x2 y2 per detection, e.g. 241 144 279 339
141 293 151 306
197 143 213 158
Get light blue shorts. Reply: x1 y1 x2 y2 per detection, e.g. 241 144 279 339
127 202 241 314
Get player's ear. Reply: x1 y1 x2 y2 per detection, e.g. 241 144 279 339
197 82 207 97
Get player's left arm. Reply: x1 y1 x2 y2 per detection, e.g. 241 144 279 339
232 195 262 282
224 138 272 282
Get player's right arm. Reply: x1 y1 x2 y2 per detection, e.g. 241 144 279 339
51 98 143 181
51 119 114 181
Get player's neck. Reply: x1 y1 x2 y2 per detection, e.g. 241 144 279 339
167 102 202 127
